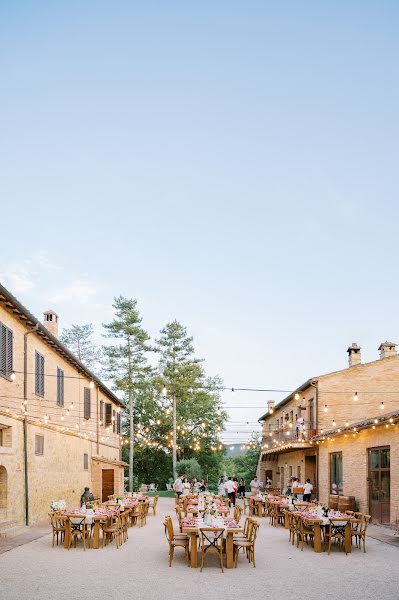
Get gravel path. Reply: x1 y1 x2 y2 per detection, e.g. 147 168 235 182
0 498 397 600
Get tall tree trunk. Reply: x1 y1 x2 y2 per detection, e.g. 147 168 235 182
172 392 177 479
129 386 134 491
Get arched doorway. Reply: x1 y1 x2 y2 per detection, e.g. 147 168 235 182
0 466 7 509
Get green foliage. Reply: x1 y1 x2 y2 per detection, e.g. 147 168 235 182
60 323 102 372
176 458 202 480
221 433 261 485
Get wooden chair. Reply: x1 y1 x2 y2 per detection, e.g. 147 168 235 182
325 518 350 555
50 512 66 547
233 520 260 567
163 516 190 566
199 527 225 572
234 505 243 523
138 502 148 527
102 514 122 548
149 495 159 516
121 511 130 543
68 516 91 551
243 497 251 514
130 504 140 527
297 516 316 551
351 514 371 552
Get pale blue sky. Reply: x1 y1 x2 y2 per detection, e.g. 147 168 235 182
1 2 398 441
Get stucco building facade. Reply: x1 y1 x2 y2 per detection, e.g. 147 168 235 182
0 283 126 533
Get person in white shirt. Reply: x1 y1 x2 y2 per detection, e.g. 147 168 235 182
224 477 236 506
174 475 183 498
218 476 226 497
250 476 262 494
303 478 313 502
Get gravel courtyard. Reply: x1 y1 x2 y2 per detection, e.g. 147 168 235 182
0 498 397 600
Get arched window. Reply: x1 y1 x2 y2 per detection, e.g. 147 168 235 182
0 466 7 509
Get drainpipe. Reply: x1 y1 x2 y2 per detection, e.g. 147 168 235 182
23 323 39 526
309 380 319 495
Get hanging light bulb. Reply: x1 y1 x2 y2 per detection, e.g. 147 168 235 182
380 402 385 410
324 405 328 412
294 393 300 400
332 420 336 427
353 392 358 402
374 418 378 424
89 380 95 390
69 402 74 410
345 421 349 427
161 386 167 396
10 371 16 381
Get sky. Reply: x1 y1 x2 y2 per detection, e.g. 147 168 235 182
1 1 399 444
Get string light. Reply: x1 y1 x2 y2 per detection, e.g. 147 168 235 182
353 392 358 401
380 402 385 410
324 405 328 412
161 386 167 396
10 371 16 381
89 381 95 390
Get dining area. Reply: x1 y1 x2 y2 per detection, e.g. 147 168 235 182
49 492 153 551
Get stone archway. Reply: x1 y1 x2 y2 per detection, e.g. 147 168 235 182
0 466 7 509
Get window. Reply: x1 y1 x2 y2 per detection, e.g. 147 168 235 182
105 403 112 426
117 412 121 434
35 351 45 396
0 426 11 448
84 388 91 420
289 465 293 478
330 452 343 494
0 322 13 378
56 367 64 406
35 435 44 456
297 466 301 481
83 453 88 470
100 400 104 425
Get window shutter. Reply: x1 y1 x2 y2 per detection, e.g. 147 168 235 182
0 324 6 377
57 367 64 406
35 435 44 455
112 410 116 433
100 400 104 424
35 351 45 396
105 403 112 426
84 388 91 420
5 327 12 376
83 453 89 470
117 412 121 434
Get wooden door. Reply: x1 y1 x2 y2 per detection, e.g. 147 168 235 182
102 469 115 502
368 446 390 524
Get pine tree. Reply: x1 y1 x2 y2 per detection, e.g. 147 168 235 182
155 320 227 479
60 323 102 372
103 296 152 491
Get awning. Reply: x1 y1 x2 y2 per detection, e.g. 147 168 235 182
92 455 128 467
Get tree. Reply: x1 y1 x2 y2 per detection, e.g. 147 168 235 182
176 458 202 481
222 433 261 486
155 320 227 479
103 296 152 491
60 323 102 372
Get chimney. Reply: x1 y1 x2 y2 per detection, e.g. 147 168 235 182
378 341 397 360
347 342 361 367
267 400 275 415
43 309 59 337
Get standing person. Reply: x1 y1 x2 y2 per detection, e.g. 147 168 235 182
224 477 236 506
266 476 272 489
192 478 200 493
303 478 313 502
238 478 246 498
174 474 183 498
182 477 191 496
232 477 239 505
199 479 208 493
218 476 226 497
250 475 262 495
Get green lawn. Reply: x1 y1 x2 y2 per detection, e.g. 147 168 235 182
146 490 175 497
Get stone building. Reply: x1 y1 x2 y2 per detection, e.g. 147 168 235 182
257 342 399 525
0 283 126 533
